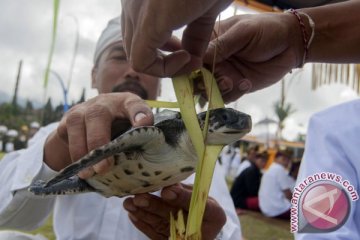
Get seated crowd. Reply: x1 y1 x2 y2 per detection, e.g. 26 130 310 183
225 145 300 220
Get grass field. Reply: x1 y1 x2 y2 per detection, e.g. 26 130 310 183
240 211 293 240
1 152 293 239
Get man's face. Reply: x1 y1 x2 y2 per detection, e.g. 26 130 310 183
92 41 160 100
247 149 257 161
277 156 290 168
255 157 267 170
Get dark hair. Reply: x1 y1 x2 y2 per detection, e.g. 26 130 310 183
256 151 268 161
275 151 291 159
247 145 259 154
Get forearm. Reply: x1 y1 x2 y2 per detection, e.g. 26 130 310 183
303 1 360 63
0 146 57 230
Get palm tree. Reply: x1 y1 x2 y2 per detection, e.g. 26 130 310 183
273 79 296 140
273 100 296 140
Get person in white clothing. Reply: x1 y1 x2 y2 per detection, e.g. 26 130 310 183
235 145 258 177
295 100 360 239
220 145 241 180
259 152 295 219
0 17 241 240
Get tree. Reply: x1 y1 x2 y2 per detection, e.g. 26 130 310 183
42 98 55 125
77 88 86 104
273 79 296 140
273 100 296 140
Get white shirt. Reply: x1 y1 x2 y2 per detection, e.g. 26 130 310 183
5 142 14 153
221 148 241 179
235 159 251 177
295 100 360 239
259 162 295 217
0 123 241 240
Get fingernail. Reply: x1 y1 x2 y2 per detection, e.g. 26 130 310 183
162 189 177 200
129 213 138 222
134 112 147 123
238 80 251 91
134 198 149 207
78 167 94 179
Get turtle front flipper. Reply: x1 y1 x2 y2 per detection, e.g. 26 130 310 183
29 177 96 196
43 126 166 188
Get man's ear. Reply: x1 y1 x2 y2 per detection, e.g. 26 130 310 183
91 66 98 88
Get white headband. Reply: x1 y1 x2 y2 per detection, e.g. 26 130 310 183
93 16 122 64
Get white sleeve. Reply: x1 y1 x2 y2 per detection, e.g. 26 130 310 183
295 105 360 239
278 170 294 191
210 162 241 240
0 123 59 231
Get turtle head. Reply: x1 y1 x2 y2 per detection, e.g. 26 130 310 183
198 108 252 145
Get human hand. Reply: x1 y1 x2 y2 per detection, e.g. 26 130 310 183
121 0 232 77
203 13 304 102
123 184 226 240
43 93 153 178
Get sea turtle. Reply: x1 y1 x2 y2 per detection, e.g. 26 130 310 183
29 108 251 198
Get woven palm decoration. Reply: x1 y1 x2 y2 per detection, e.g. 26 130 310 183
312 63 360 94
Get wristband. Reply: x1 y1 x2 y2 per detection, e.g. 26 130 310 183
286 9 315 68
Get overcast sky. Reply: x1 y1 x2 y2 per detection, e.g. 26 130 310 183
0 1 358 140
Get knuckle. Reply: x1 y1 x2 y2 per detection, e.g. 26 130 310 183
123 95 147 110
87 135 107 151
66 111 84 126
154 219 169 234
84 104 111 122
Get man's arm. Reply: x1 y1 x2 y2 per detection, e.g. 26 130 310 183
201 1 360 102
0 124 58 230
304 1 360 63
0 92 154 231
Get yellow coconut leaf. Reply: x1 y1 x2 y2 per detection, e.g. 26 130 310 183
185 68 225 239
145 100 179 109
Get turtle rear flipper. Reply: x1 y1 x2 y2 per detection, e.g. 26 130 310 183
29 177 96 196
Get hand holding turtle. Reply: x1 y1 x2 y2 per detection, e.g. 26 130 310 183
43 92 153 178
121 0 232 77
123 184 226 240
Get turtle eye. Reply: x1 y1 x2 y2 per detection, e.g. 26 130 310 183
221 113 228 122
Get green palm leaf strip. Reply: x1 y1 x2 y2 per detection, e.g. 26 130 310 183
43 0 60 88
172 68 225 239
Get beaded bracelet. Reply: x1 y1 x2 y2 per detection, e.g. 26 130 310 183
286 8 315 68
